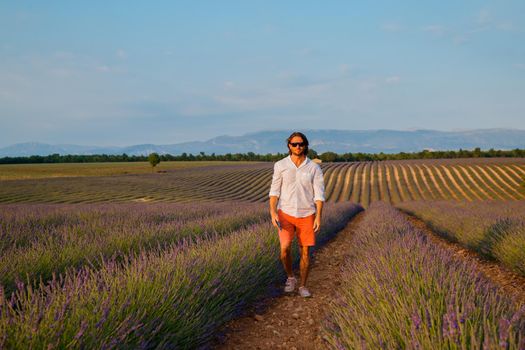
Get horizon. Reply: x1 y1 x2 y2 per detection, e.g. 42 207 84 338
1 1 524 148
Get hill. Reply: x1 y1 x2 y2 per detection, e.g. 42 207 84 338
1 128 524 157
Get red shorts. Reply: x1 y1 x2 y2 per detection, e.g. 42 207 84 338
277 209 316 247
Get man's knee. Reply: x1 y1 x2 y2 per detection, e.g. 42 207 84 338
300 246 310 256
280 245 291 260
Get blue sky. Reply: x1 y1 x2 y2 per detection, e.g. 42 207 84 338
1 1 524 147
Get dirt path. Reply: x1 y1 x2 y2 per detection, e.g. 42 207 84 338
214 213 365 350
405 213 525 306
213 209 525 349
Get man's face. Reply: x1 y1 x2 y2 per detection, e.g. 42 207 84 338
288 136 306 156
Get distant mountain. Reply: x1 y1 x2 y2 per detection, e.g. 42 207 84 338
1 129 524 157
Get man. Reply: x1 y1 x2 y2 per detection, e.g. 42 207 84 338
269 131 325 298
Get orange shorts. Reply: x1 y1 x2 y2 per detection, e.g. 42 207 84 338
277 209 316 247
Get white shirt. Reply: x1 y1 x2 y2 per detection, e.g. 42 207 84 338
268 155 325 218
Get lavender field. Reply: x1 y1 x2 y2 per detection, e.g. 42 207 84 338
1 158 524 206
399 201 525 276
2 160 525 349
324 202 525 349
0 202 361 349
0 202 269 295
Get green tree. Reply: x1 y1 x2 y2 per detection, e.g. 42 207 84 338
148 153 161 172
307 148 319 159
320 151 337 162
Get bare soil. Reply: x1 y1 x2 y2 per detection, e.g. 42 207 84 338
213 212 365 350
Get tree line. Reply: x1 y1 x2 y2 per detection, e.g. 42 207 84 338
1 147 524 165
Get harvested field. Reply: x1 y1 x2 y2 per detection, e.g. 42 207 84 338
1 158 524 205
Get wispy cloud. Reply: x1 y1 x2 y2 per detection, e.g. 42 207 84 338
421 8 517 46
422 25 447 37
476 8 492 25
452 35 469 45
116 49 127 59
471 8 516 33
385 76 400 84
339 64 350 74
96 65 111 73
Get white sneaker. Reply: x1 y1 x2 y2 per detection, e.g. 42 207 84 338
298 286 312 298
284 277 297 293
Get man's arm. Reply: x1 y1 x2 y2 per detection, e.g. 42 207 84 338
269 196 280 228
313 200 323 232
312 165 325 233
268 163 282 228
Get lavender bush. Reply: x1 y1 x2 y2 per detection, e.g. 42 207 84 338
324 202 525 349
0 202 361 349
0 202 268 295
399 201 525 276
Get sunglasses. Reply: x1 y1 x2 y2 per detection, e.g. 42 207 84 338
289 142 305 147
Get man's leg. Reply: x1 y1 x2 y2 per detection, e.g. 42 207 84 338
277 210 296 278
299 245 310 287
280 243 293 278
296 214 315 294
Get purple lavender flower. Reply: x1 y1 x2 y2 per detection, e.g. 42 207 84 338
499 318 511 348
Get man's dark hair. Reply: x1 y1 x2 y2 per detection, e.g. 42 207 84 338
286 131 309 156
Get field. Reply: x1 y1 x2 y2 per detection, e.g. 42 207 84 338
325 203 525 349
1 158 525 349
0 161 250 180
0 201 361 348
1 158 524 205
399 201 525 276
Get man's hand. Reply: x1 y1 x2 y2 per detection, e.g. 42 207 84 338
271 211 280 229
313 215 321 233
269 196 280 230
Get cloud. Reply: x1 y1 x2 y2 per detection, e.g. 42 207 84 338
116 49 127 59
96 65 111 73
476 8 492 25
471 8 516 33
385 76 400 84
422 25 447 37
453 35 469 45
339 64 350 74
0 52 135 126
496 22 515 31
514 63 525 70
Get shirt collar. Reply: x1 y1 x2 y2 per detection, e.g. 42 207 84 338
287 155 310 169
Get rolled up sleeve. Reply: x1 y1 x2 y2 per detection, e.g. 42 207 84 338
313 165 325 202
268 163 282 197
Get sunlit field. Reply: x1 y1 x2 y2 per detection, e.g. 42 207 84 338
0 161 256 180
399 200 525 276
1 158 525 348
0 202 361 348
1 158 524 205
324 203 525 349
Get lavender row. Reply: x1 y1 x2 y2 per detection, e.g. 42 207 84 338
0 202 241 252
0 202 268 295
399 200 525 276
0 202 361 349
324 202 525 349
